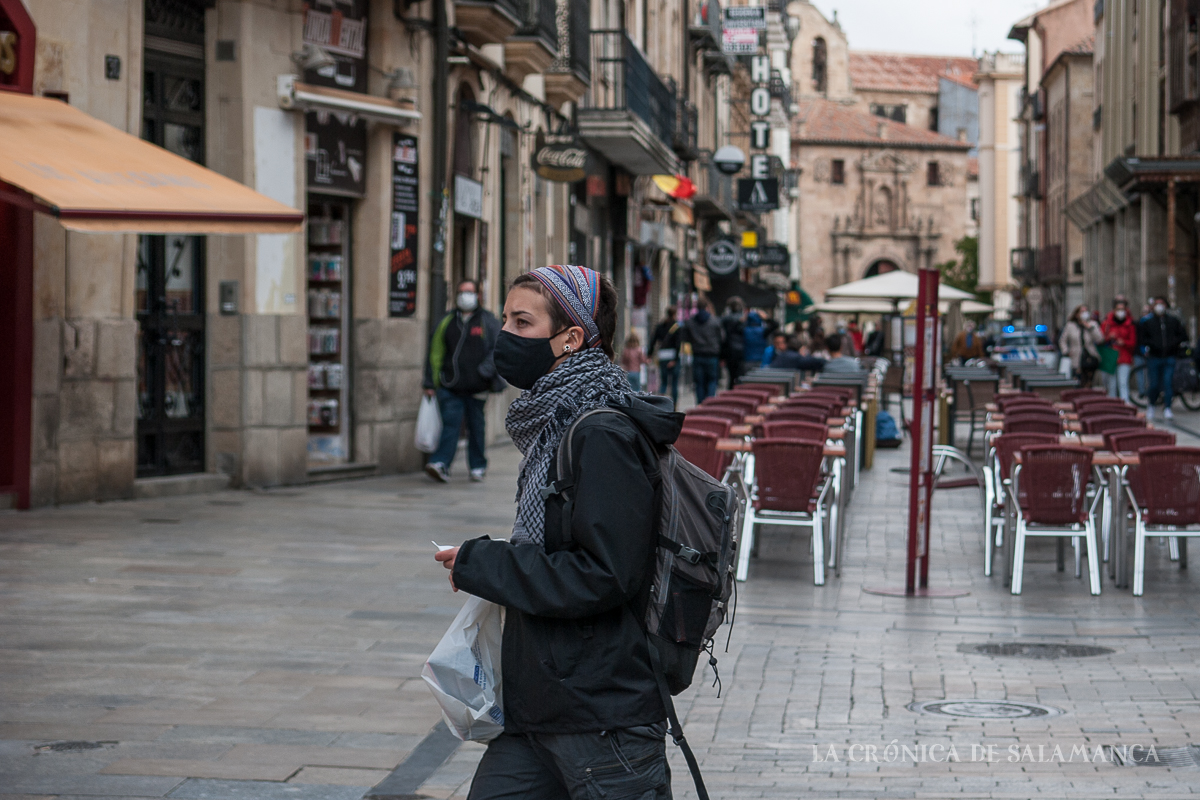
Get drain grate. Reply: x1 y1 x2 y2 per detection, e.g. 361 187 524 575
908 700 1065 719
34 740 116 752
961 642 1115 659
1108 744 1200 768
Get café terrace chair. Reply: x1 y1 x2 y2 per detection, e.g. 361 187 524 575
1010 445 1103 595
1076 402 1138 419
1061 388 1107 403
761 420 828 443
1104 428 1179 562
1074 396 1135 414
770 406 830 424
737 439 834 586
702 394 758 414
680 415 733 439
674 429 729 481
1004 417 1064 435
985 433 1059 577
685 406 744 424
1083 415 1147 435
1128 447 1200 595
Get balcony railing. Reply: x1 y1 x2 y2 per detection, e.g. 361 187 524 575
454 0 523 46
668 83 698 161
544 0 590 106
513 0 557 50
582 31 677 149
693 152 735 219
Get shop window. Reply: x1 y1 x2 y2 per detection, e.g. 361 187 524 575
831 159 845 185
970 197 979 221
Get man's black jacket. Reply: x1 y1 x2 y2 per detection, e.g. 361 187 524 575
453 394 683 734
1137 312 1189 358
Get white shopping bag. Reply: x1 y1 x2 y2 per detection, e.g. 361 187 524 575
414 395 442 454
421 596 505 742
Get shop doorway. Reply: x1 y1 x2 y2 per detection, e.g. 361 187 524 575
305 197 354 467
136 47 206 477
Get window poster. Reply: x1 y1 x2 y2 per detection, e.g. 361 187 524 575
389 133 419 317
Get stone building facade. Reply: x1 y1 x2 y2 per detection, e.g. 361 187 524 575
4 0 773 508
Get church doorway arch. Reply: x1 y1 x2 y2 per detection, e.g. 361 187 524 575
865 259 900 278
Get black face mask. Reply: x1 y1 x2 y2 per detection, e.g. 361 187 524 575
494 329 567 390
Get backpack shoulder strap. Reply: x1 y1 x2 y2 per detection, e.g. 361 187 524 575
539 407 632 547
647 634 711 800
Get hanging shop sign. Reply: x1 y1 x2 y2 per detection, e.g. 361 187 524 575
389 133 419 318
0 0 36 94
759 242 789 267
454 173 483 219
723 7 766 29
532 132 589 182
722 27 758 54
302 0 368 93
737 177 778 213
305 110 367 197
705 238 740 276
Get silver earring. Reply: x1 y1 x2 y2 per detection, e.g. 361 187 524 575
563 345 572 355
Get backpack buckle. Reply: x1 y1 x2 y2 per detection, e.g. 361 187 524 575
539 482 558 501
678 545 703 565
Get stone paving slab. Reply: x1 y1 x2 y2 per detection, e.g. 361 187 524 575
3 413 1200 798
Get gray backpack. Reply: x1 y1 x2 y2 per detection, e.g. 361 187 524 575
549 407 740 800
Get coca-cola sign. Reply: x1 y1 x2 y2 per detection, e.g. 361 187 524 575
532 132 589 182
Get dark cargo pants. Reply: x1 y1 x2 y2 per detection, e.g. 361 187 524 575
466 722 671 800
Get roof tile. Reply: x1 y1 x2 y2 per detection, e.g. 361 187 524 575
848 51 980 93
792 98 972 149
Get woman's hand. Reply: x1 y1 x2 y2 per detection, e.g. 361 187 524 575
435 546 460 592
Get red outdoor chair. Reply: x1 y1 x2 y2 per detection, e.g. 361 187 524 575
1076 403 1137 419
681 415 733 439
807 388 853 407
1062 388 1107 403
1126 447 1200 595
724 387 775 403
985 432 1060 577
737 439 834 585
782 397 841 416
674 429 729 480
1083 415 1146 435
1104 428 1175 452
737 382 787 398
1074 396 1133 413
997 393 1049 412
685 407 742 425
702 395 758 413
762 420 828 443
1004 417 1063 435
770 406 830 424
1010 445 1101 595
1003 408 1062 424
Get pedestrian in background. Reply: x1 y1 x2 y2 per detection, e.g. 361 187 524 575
1138 296 1188 420
620 331 650 391
683 298 723 403
435 264 678 800
422 280 502 483
648 306 682 407
770 334 826 373
1101 299 1136 401
1059 305 1103 386
822 333 861 373
762 330 788 367
742 310 767 367
719 297 746 389
949 320 986 363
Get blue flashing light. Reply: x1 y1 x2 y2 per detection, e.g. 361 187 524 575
1035 324 1047 332
1004 325 1016 333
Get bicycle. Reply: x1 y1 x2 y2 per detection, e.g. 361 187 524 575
1125 359 1200 411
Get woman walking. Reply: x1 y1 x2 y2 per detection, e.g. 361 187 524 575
648 306 682 407
1059 305 1104 386
434 264 681 800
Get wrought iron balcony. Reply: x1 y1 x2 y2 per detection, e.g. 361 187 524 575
578 31 679 174
455 0 522 47
545 0 591 106
506 0 559 82
693 152 736 220
668 85 699 162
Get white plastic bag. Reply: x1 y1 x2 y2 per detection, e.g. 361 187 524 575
421 596 505 742
414 395 442 454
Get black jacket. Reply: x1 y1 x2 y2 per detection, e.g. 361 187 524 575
648 319 682 358
720 313 745 360
422 309 502 394
1137 312 1189 358
453 395 683 734
770 350 826 373
682 312 724 358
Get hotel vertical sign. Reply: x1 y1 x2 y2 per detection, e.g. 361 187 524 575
0 0 36 94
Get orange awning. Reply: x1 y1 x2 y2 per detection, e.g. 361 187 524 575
0 92 303 234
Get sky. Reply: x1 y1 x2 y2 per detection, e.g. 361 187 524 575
808 0 1049 57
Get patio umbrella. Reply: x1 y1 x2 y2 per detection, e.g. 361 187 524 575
825 270 975 302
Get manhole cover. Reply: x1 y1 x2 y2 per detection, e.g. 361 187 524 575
34 741 116 752
961 642 1115 659
1108 744 1200 768
908 700 1064 719
139 518 181 524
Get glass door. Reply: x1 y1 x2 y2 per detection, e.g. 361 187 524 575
137 52 206 476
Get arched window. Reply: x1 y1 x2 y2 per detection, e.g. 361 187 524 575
865 259 900 278
812 37 827 93
454 84 477 178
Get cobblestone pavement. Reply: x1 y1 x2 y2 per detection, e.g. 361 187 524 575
2 412 1200 799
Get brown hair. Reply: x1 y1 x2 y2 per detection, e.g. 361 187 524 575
510 271 619 359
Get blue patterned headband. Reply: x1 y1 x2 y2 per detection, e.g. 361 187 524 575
529 265 602 347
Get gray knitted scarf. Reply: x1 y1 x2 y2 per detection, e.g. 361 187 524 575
506 348 635 546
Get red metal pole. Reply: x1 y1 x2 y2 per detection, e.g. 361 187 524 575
906 268 940 594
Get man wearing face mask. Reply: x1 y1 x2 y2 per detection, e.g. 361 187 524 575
1137 296 1189 420
423 280 503 482
1101 299 1136 400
